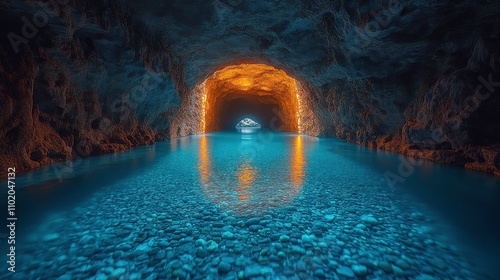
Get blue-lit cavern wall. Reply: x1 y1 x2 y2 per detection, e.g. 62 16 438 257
0 0 499 176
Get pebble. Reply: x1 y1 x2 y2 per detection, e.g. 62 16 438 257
43 233 60 241
16 146 485 280
218 262 231 274
222 231 235 240
110 268 126 279
291 245 306 254
195 239 207 247
379 261 393 273
337 266 355 278
245 218 261 227
313 269 326 278
360 215 378 224
279 235 290 242
392 265 405 276
207 240 219 252
196 248 208 258
301 234 315 243
324 214 335 221
351 264 368 276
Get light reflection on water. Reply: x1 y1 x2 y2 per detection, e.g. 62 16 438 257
197 133 313 214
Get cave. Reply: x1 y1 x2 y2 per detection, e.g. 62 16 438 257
192 63 311 134
1 0 500 279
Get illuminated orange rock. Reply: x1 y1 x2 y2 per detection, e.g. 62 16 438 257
172 63 320 137
202 64 302 133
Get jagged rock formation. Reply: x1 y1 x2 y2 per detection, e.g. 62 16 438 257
0 0 499 176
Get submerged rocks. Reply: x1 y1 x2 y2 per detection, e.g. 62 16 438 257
245 217 261 227
279 235 290 242
11 137 488 279
337 266 355 278
218 262 231 274
222 231 235 240
360 215 379 224
351 264 368 276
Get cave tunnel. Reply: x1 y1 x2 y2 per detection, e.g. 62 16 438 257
199 63 303 134
3 1 500 278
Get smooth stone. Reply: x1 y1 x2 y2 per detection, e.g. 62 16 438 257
395 259 410 270
207 240 218 251
301 234 315 243
43 233 60 241
196 248 208 258
245 218 261 227
110 268 126 279
392 265 405 276
244 265 263 278
218 262 231 274
291 245 306 255
352 264 368 276
249 225 262 232
279 235 290 242
355 223 367 230
129 273 142 280
379 261 393 273
222 231 235 240
357 257 376 269
225 240 235 248
195 239 207 247
360 215 378 224
222 257 235 264
324 214 335 221
314 269 326 278
337 266 355 278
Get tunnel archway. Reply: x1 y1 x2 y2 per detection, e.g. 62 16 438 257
171 63 320 138
200 63 303 133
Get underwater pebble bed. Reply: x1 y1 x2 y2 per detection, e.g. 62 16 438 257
4 133 496 279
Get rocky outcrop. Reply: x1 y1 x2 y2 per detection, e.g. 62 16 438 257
1 0 499 176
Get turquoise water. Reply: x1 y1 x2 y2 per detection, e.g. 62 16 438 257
1 132 500 279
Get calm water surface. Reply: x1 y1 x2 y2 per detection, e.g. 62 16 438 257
1 132 500 279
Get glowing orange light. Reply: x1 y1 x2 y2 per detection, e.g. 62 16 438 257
236 162 258 201
199 63 303 133
294 82 303 134
290 136 305 187
199 82 208 133
198 135 210 184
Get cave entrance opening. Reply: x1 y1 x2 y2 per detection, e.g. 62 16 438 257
199 63 303 133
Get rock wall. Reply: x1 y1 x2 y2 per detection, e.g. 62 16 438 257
1 0 499 176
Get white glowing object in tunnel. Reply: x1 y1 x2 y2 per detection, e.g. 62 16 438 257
236 117 261 133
